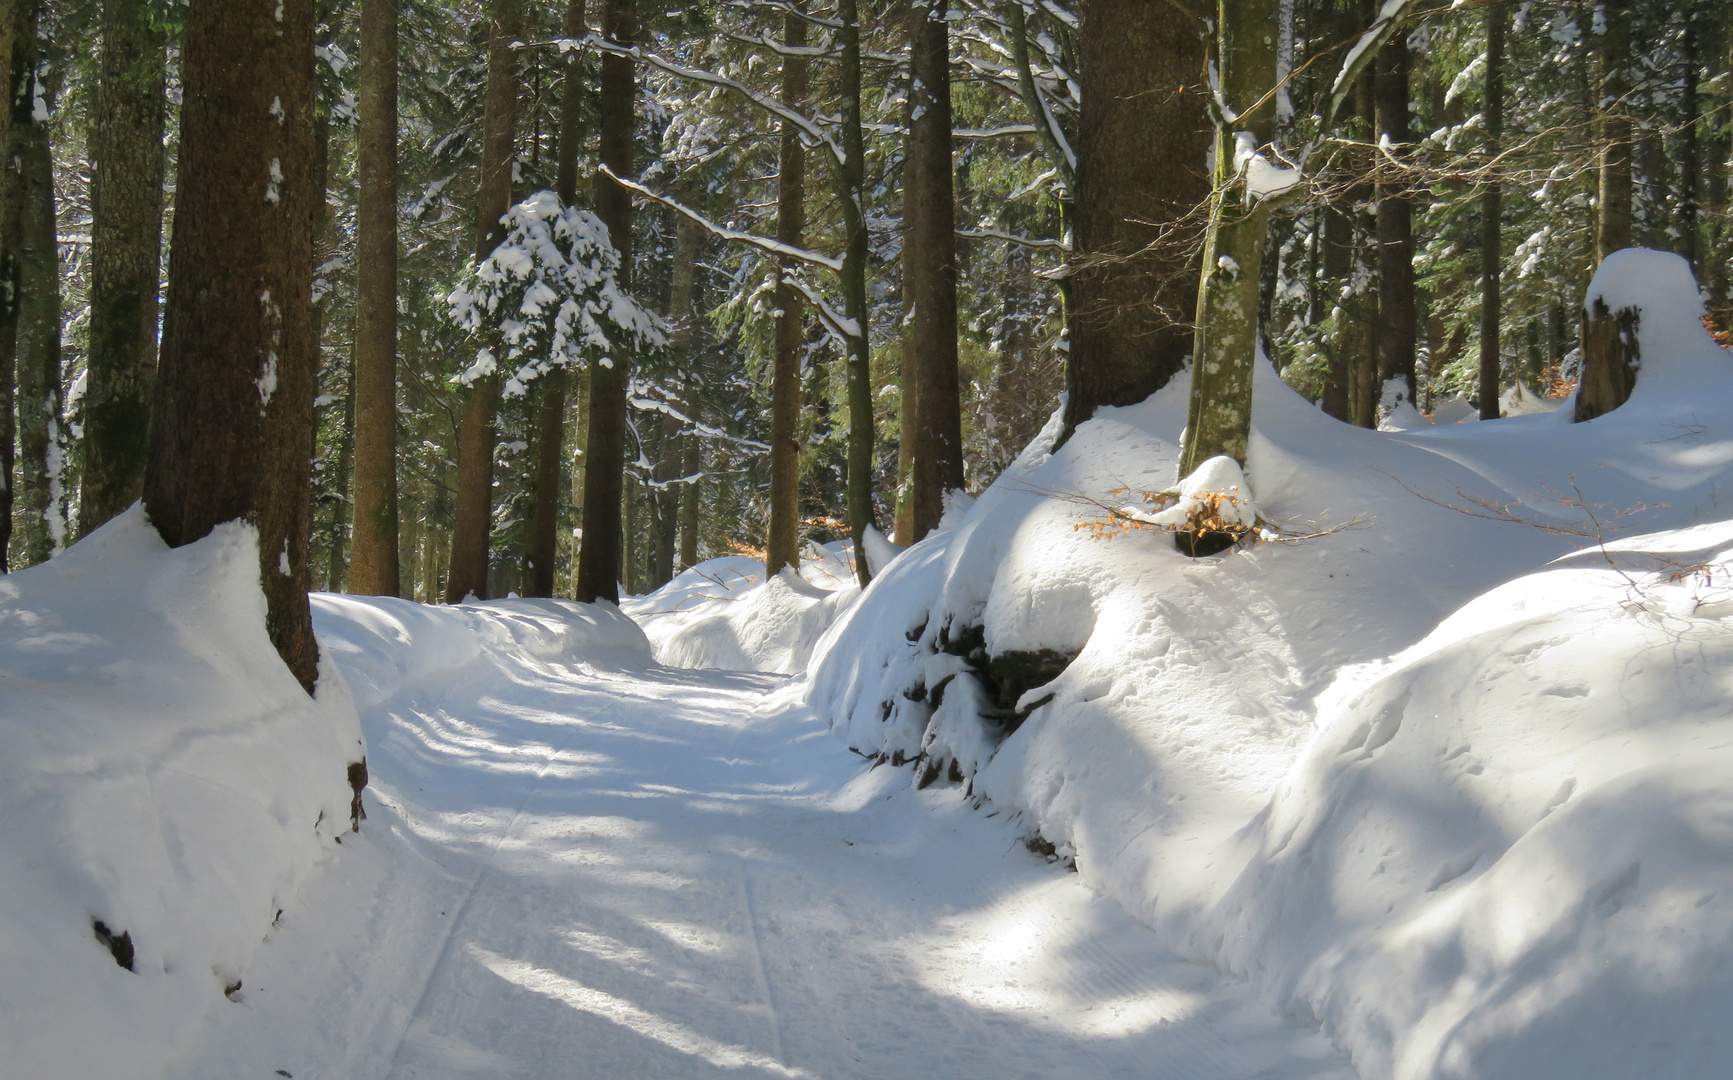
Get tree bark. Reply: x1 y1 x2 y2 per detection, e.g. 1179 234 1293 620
1595 0 1632 259
1062 0 1210 444
903 0 963 543
143 0 321 691
1320 200 1352 420
574 0 635 604
837 0 874 585
1374 33 1416 408
325 363 355 591
766 6 807 577
524 0 585 598
446 0 521 603
668 213 704 574
80 0 167 535
16 37 62 566
349 0 400 596
1477 1 1505 421
1178 0 1280 477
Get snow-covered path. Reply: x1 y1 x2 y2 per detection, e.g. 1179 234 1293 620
176 602 1354 1080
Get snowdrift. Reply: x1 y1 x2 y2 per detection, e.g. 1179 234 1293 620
624 542 859 674
808 249 1733 1079
0 508 365 1080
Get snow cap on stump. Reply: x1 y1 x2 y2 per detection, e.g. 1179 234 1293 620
1584 249 1727 392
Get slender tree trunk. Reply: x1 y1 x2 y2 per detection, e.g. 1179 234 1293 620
1178 0 1280 478
1595 0 1632 259
0 6 26 572
678 430 699 567
647 413 676 590
524 0 585 598
1374 33 1416 408
767 7 808 577
893 91 918 547
1320 200 1352 420
667 212 703 574
325 364 355 591
446 0 521 603
837 0 874 585
1679 15 1701 272
81 0 166 535
349 0 400 595
574 0 635 604
1478 1 1505 421
16 45 62 565
904 0 963 542
144 0 320 691
1062 0 1210 444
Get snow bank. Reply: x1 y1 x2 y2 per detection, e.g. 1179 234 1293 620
807 257 1733 1079
624 542 859 674
0 507 364 1080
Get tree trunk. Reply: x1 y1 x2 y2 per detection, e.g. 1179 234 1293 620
678 430 699 568
647 412 677 590
349 0 400 596
1062 0 1210 443
524 0 585 598
667 212 703 574
1575 298 1639 423
904 0 963 543
767 6 807 577
446 0 521 603
143 0 320 691
16 40 63 566
0 5 25 573
80 0 167 535
325 363 355 591
1320 200 1352 420
1477 1 1504 421
893 90 917 548
1679 14 1701 272
1374 33 1416 409
1595 0 1632 259
1178 0 1280 478
837 0 874 585
574 0 635 604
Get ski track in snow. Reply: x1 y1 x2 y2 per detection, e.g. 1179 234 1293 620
172 638 1354 1080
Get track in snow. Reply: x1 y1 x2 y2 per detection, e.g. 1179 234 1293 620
176 628 1355 1080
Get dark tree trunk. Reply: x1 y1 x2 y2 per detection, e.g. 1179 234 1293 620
0 5 27 573
904 0 963 543
678 430 699 568
647 412 677 590
668 213 703 574
766 7 807 577
1679 15 1701 272
325 362 355 591
1062 0 1210 443
837 0 874 585
1320 200 1352 421
143 0 321 691
16 40 62 566
524 0 585 599
1595 0 1632 259
574 0 635 604
1478 1 1505 421
446 0 521 603
1374 33 1416 408
349 0 400 596
81 0 167 536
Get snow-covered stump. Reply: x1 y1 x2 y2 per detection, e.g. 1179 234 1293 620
1577 299 1640 422
1574 248 1712 423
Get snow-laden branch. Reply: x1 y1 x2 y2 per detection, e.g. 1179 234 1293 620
956 225 1070 251
724 0 843 30
628 392 772 453
597 164 845 273
555 33 848 168
725 32 838 59
781 272 861 342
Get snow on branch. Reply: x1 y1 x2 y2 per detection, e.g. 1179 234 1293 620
955 226 1070 252
781 273 861 342
597 164 845 274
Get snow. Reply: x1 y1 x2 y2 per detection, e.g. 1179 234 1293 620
1234 130 1302 201
807 253 1733 1078
0 507 363 1079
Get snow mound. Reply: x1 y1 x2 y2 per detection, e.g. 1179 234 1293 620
806 270 1733 1079
624 542 859 674
0 507 364 1080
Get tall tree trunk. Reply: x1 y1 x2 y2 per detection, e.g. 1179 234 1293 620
766 6 807 577
678 431 699 567
1320 200 1352 421
0 14 18 573
1062 0 1210 444
446 0 521 603
1178 0 1280 478
1595 0 1632 259
16 40 62 565
668 212 703 574
904 0 963 543
1477 1 1505 421
837 0 874 585
349 0 400 595
325 363 355 591
574 0 635 604
893 91 918 547
524 0 585 599
1374 33 1416 409
143 0 320 691
1679 14 1701 272
81 0 167 535
647 413 676 590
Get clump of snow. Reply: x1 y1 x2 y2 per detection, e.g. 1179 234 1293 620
805 255 1733 1079
624 542 859 674
0 507 364 1079
1584 248 1728 402
1234 131 1302 201
1121 454 1258 531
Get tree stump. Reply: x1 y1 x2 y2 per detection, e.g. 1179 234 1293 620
1574 299 1640 422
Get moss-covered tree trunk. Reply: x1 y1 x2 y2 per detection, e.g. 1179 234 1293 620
80 0 167 536
348 0 401 596
574 0 636 604
16 34 63 566
446 0 521 602
143 0 321 691
766 6 807 577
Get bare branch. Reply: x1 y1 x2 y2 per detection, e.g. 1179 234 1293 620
598 164 845 273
